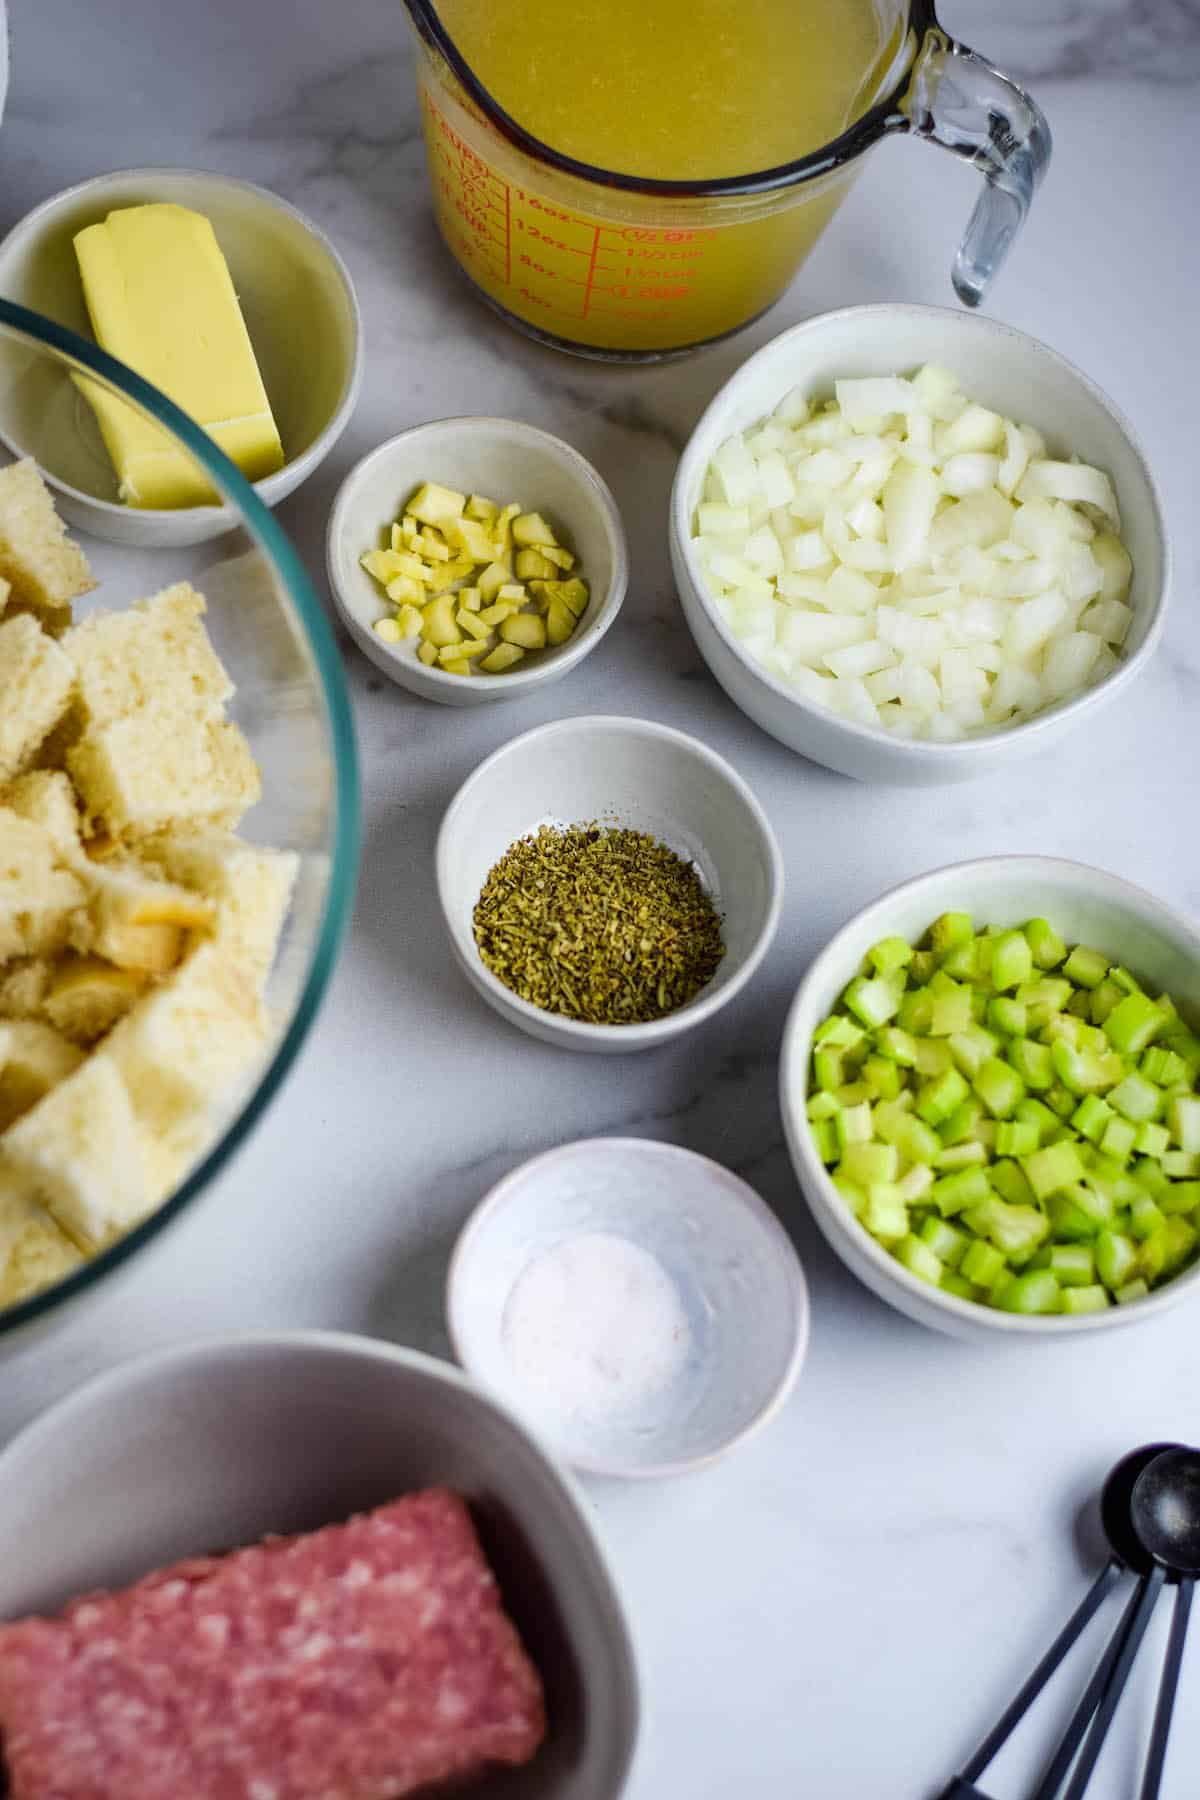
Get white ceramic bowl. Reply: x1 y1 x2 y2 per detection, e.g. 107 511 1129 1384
780 856 1200 1342
327 418 627 705
447 1138 809 1477
436 715 783 1051
0 1330 639 1799
670 304 1169 785
0 168 362 547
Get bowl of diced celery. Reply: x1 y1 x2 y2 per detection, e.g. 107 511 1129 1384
670 305 1168 784
780 858 1200 1339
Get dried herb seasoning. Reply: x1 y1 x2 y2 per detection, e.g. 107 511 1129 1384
473 824 725 1025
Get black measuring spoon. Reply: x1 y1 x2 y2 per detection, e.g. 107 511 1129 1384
1132 1446 1200 1799
938 1443 1181 1800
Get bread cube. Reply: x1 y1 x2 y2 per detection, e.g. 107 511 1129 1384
0 1172 83 1308
0 1019 85 1131
1 1055 149 1250
0 614 75 781
0 769 81 857
72 859 215 975
137 832 296 982
68 711 260 840
0 459 95 630
99 941 267 1142
0 958 52 1022
62 582 233 728
0 810 84 962
43 957 149 1044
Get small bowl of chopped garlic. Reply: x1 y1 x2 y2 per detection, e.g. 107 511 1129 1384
326 417 628 704
669 304 1169 784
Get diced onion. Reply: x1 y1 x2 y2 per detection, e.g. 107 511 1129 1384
692 366 1133 742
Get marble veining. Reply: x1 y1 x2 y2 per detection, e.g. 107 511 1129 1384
2 0 1199 1794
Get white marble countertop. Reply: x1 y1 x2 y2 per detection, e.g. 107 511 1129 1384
3 0 1200 1793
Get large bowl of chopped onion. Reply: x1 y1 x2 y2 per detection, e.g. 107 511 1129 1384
669 305 1168 784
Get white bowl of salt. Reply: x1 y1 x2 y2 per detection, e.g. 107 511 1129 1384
446 1137 810 1479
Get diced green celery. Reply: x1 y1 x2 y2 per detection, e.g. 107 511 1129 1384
991 930 1034 993
1062 1284 1111 1315
1066 990 1093 1019
1162 1031 1200 1075
896 1233 943 1285
960 1238 1006 1288
935 1142 987 1172
938 940 978 982
863 1056 903 1101
835 1082 871 1106
1109 966 1144 995
987 997 1027 1038
1115 1278 1150 1306
833 1176 867 1216
896 1164 934 1203
814 1014 866 1049
910 950 939 986
1142 1047 1188 1087
1163 1151 1200 1179
974 1058 1026 1119
1169 1095 1200 1153
862 1186 908 1243
1023 1140 1085 1200
875 1026 918 1066
1156 993 1179 1022
970 990 989 1023
1163 1215 1198 1273
1063 944 1109 989
896 1116 943 1166
1101 1117 1137 1161
840 1142 899 1186
896 990 934 1035
995 1120 1039 1158
972 1119 999 1153
1016 1097 1059 1143
1090 979 1123 1024
1072 1094 1114 1143
989 1160 1035 1207
1162 1179 1200 1216
1109 1072 1163 1123
843 974 904 1030
947 1027 1001 1079
806 1091 841 1122
1044 1085 1078 1119
914 1039 955 1078
835 1101 874 1150
810 1119 838 1164
1138 1227 1170 1282
1104 992 1168 1056
813 1048 844 1092
989 1202 1050 1260
939 1271 975 1300
1007 1038 1054 1090
1017 977 1073 1014
1048 1243 1096 1286
1133 1158 1171 1198
868 936 914 976
1130 1194 1167 1241
1025 917 1067 970
873 1100 916 1145
938 1100 983 1146
930 987 975 1036
1050 1038 1124 1095
930 912 973 953
1096 1229 1138 1290
1046 1187 1106 1240
916 1068 970 1126
1043 1013 1084 1048
920 1216 969 1266
996 1269 1061 1314
931 1166 992 1216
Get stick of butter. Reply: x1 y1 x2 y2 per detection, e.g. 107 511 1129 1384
72 203 285 509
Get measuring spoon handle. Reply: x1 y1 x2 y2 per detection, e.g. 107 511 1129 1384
1060 1565 1166 1800
1139 1577 1194 1800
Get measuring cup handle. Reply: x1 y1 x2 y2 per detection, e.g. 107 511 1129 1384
903 26 1052 307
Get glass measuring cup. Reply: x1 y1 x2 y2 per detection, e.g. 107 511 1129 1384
404 0 1051 362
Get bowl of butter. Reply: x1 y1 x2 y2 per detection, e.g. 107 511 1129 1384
0 168 362 547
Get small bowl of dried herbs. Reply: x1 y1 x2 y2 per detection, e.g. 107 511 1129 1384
435 716 784 1052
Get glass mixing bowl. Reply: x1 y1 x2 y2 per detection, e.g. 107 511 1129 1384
0 298 360 1345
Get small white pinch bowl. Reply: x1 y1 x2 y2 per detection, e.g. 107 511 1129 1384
326 417 627 706
435 715 783 1051
0 167 362 547
0 1330 640 1800
669 304 1169 785
447 1138 810 1478
780 856 1200 1342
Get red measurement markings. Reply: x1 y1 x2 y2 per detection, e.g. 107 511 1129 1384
503 181 511 284
580 226 602 318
